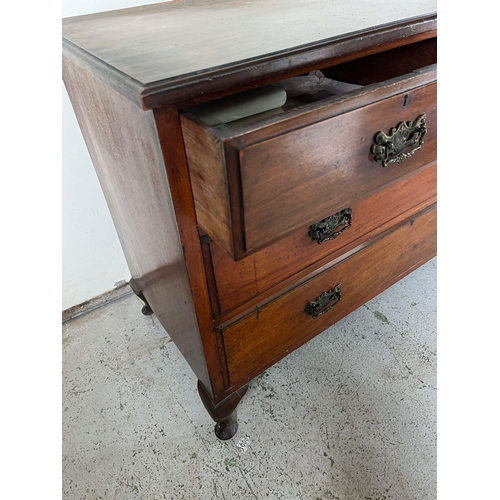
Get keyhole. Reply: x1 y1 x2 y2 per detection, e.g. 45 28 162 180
403 94 409 107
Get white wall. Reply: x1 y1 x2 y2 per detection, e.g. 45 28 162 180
62 0 169 310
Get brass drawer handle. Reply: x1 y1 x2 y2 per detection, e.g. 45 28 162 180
305 284 341 319
372 114 427 167
309 208 352 244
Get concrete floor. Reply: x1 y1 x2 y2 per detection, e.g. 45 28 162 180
62 258 436 500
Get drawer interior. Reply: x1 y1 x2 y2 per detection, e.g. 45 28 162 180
322 37 437 86
183 37 436 130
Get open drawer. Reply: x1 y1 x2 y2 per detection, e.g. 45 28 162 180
180 38 437 260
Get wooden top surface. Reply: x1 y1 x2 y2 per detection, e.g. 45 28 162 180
62 0 436 108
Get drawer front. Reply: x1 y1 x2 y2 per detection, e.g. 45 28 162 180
210 164 436 316
239 82 436 253
181 64 436 260
220 203 436 387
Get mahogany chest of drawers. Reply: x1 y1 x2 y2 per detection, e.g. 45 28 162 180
63 0 437 439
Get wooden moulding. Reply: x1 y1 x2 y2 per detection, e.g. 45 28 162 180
141 18 437 110
62 10 436 110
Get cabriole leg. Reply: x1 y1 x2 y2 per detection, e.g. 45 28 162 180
197 380 249 440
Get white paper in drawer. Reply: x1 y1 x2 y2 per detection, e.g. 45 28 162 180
186 86 287 125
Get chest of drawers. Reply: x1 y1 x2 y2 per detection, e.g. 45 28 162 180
63 0 437 440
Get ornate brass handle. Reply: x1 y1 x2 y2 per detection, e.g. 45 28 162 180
305 284 341 319
309 208 352 244
371 114 427 167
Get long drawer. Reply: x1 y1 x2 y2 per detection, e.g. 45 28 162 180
219 203 436 388
207 164 436 317
180 38 437 260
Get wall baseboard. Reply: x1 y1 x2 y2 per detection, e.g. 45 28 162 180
62 282 133 323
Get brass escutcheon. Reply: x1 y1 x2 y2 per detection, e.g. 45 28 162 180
305 284 342 319
371 114 427 167
309 208 352 244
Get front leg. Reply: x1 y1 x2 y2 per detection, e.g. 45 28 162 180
197 380 249 440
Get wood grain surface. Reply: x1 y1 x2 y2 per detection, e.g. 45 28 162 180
62 1 436 108
63 0 436 84
181 64 436 259
210 164 437 316
153 105 232 400
62 57 212 392
180 115 234 257
63 4 438 416
222 203 437 388
240 82 436 253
